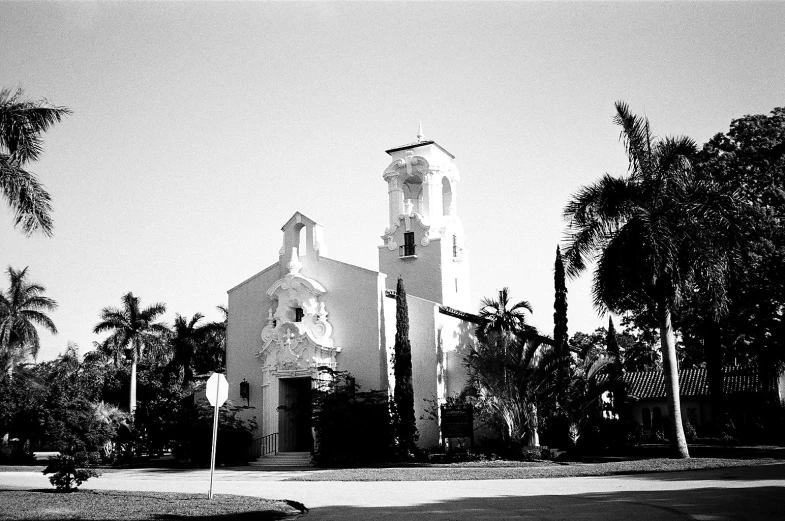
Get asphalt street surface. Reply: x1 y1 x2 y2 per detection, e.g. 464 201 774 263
1 463 783 520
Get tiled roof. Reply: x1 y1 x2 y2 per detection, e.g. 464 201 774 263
622 366 769 400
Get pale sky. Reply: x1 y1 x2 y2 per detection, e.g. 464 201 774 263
1 1 783 362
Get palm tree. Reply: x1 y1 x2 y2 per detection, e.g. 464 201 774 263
477 288 540 384
88 337 122 368
165 312 222 387
199 305 227 372
562 347 624 449
0 88 70 236
93 292 168 415
467 331 560 448
478 288 534 342
562 101 728 458
470 288 562 449
0 266 57 379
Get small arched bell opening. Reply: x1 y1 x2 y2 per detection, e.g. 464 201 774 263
442 177 453 216
293 223 307 257
403 174 423 214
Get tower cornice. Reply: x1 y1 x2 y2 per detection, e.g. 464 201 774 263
385 140 455 159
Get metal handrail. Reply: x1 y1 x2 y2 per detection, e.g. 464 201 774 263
249 432 278 459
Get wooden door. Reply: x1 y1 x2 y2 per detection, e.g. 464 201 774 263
278 378 313 452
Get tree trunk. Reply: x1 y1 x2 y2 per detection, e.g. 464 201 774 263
525 404 540 447
130 356 137 416
658 300 690 458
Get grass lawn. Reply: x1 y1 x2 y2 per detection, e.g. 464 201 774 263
287 457 784 481
0 489 306 520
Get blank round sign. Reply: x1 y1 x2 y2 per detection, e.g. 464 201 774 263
206 372 229 407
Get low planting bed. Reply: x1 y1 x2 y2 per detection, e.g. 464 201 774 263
0 490 306 520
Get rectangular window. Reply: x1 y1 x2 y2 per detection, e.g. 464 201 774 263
295 308 304 322
400 232 416 257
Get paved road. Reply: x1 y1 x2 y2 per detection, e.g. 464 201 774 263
2 463 784 520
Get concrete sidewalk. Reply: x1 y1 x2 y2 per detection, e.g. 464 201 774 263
2 463 784 519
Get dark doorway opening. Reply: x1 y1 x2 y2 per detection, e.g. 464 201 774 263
278 377 313 452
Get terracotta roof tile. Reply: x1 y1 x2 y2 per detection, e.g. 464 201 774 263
622 366 769 399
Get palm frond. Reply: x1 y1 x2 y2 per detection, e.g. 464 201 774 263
0 159 53 236
563 174 641 278
0 87 72 164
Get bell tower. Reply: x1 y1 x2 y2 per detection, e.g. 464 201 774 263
378 126 470 310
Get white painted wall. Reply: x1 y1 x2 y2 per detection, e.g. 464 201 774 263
226 262 282 435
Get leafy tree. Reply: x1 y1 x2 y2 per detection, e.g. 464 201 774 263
563 101 730 458
570 325 660 373
38 344 118 454
93 292 168 415
0 87 70 236
690 107 785 389
132 364 188 457
392 277 417 455
553 246 570 403
171 398 256 467
0 266 57 379
0 363 47 460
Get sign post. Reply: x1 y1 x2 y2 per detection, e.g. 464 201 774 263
206 372 228 500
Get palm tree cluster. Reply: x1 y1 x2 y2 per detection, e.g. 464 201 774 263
93 292 227 415
0 87 70 237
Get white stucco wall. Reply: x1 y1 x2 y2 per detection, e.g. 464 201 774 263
630 398 708 431
436 312 477 400
438 221 471 311
313 256 387 390
226 262 282 435
379 235 443 304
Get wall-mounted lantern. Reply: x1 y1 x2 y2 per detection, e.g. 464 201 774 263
239 378 250 407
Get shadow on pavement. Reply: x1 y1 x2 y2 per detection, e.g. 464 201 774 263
306 485 784 520
623 462 785 482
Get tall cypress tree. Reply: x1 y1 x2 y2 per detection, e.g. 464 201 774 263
553 246 569 402
607 316 622 378
393 276 417 455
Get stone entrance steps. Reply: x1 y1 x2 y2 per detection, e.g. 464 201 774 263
250 451 312 468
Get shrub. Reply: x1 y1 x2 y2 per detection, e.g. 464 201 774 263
43 452 101 492
171 399 256 467
683 419 698 442
312 371 394 467
625 421 644 446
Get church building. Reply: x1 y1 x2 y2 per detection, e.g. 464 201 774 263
226 131 478 453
